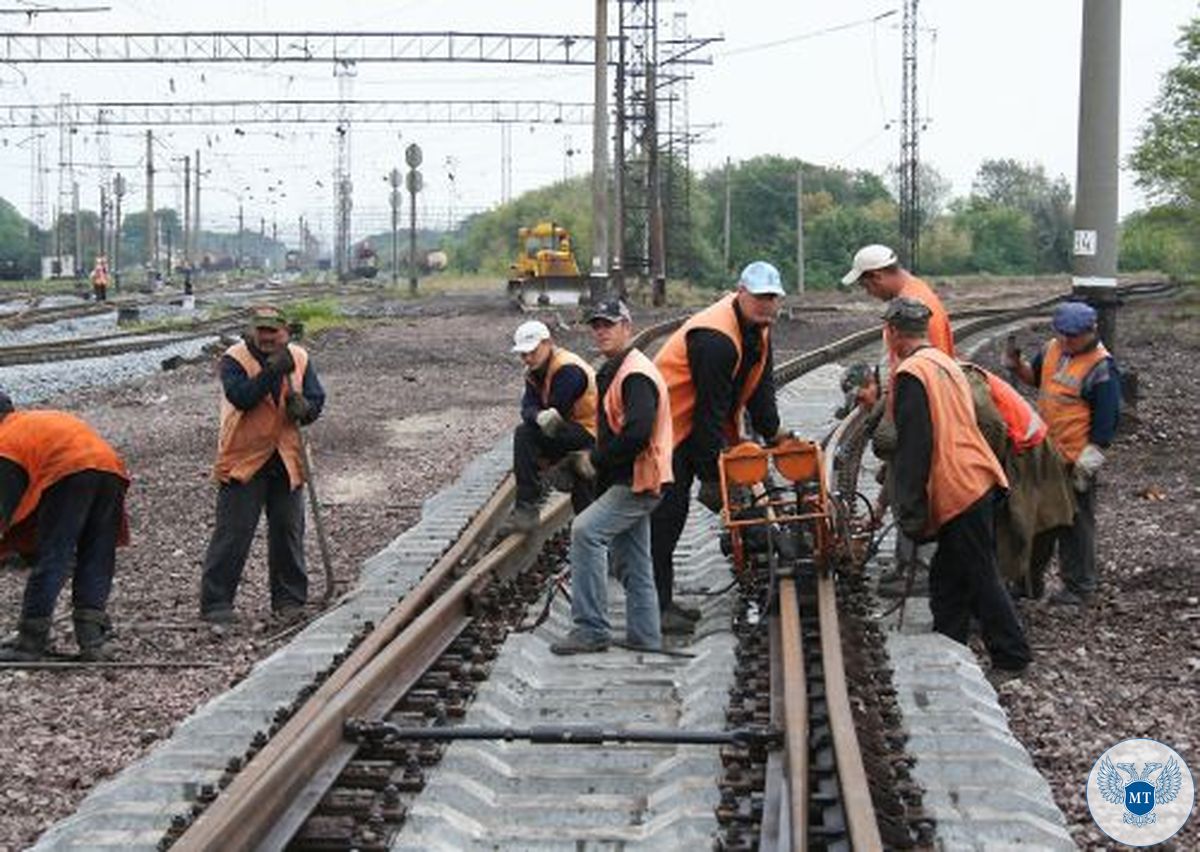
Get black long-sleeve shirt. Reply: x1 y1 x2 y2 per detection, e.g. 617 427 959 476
591 348 659 492
893 372 934 541
684 306 779 481
219 343 326 424
519 360 588 425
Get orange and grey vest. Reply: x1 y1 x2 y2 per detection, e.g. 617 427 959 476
536 347 598 437
896 347 1008 536
603 348 674 495
961 363 1048 453
1036 338 1110 463
215 341 308 488
654 293 770 448
0 410 129 527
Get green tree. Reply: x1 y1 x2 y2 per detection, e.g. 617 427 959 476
1119 206 1200 277
951 198 1037 274
971 158 1072 271
1130 17 1200 205
0 197 39 278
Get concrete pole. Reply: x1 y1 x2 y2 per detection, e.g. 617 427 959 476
237 203 244 276
113 173 124 291
408 178 418 295
390 168 400 285
723 157 732 275
183 154 191 271
98 185 107 272
795 167 805 294
145 129 155 275
193 150 201 273
589 0 610 301
1072 0 1121 348
71 180 81 279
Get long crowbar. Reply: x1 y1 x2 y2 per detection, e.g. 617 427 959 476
286 374 336 605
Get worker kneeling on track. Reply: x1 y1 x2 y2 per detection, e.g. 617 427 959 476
503 319 597 534
886 298 1032 676
651 261 788 635
199 305 326 626
0 395 131 662
550 300 673 655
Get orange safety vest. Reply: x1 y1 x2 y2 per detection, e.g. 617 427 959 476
535 347 598 437
886 275 955 375
0 410 129 527
896 347 1008 535
214 341 308 488
654 293 770 448
963 364 1048 453
603 348 674 496
1036 338 1109 463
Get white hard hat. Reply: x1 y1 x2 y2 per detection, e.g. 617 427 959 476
512 320 551 353
840 244 898 287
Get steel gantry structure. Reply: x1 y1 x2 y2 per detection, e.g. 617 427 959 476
0 99 595 129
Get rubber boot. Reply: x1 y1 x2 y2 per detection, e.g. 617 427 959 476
73 608 113 662
0 616 51 662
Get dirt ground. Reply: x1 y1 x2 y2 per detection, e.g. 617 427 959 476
0 280 1194 848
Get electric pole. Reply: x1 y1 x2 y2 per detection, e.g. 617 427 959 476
238 203 244 277
1073 0 1121 349
390 167 400 285
589 0 610 302
145 129 155 277
183 154 190 276
406 143 422 296
112 173 125 291
193 150 201 277
71 180 81 280
898 0 920 269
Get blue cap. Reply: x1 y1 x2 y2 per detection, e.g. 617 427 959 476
738 261 785 296
1052 301 1097 336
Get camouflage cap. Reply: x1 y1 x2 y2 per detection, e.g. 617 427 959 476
250 305 287 329
882 297 931 333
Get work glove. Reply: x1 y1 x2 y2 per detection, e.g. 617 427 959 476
265 347 295 376
1073 443 1105 491
570 450 597 481
285 393 310 424
535 408 565 437
697 479 724 514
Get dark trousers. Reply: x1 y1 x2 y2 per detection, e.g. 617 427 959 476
200 464 306 615
513 420 594 513
929 492 1032 671
649 449 698 612
1029 479 1096 596
22 470 126 620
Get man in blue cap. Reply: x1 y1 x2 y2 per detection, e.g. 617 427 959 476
651 261 788 633
1005 301 1120 605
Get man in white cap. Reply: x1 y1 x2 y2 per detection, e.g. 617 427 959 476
651 260 788 633
505 319 598 532
841 244 954 394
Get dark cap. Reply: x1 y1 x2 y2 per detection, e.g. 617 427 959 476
1052 301 1097 336
587 299 632 324
250 305 287 329
882 297 931 333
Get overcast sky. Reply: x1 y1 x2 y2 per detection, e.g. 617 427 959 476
0 0 1192 252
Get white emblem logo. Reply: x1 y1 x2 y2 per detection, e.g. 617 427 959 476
1088 738 1194 846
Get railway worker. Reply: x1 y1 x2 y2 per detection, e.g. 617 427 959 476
503 319 597 533
957 362 1075 596
1004 301 1120 606
199 305 325 625
90 255 109 302
550 299 672 654
886 298 1031 675
0 395 131 662
651 260 787 635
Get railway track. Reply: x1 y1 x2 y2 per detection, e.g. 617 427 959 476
142 280 1173 851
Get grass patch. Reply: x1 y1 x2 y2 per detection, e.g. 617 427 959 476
285 297 354 337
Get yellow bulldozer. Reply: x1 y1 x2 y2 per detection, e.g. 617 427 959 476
507 221 587 307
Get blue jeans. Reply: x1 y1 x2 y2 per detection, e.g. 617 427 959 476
569 485 662 648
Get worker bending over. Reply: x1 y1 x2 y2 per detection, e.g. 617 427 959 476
0 397 130 661
888 298 1031 676
652 261 787 634
551 300 672 655
505 319 597 533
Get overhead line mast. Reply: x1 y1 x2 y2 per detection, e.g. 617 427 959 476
898 0 920 270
